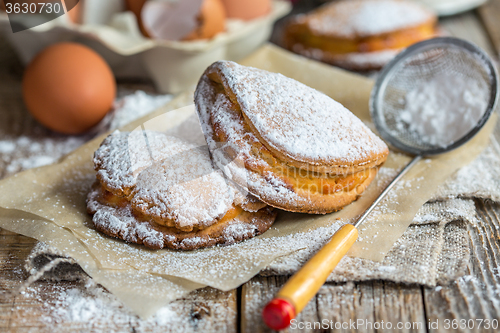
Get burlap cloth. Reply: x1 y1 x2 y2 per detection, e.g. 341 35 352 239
23 89 500 289
261 138 500 286
0 37 498 308
27 173 496 287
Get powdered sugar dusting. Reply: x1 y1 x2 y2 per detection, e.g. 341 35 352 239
195 76 313 207
21 282 232 332
93 131 235 230
293 43 400 70
0 90 172 178
210 61 388 166
305 0 434 39
132 147 234 230
80 212 347 289
94 131 184 195
0 136 85 176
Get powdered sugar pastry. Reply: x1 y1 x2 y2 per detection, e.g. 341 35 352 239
195 60 388 214
306 0 434 39
93 131 234 230
211 61 388 167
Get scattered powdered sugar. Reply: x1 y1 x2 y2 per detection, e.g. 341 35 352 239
0 140 16 154
377 265 396 272
293 44 400 70
52 287 124 323
305 0 433 38
434 142 500 201
110 91 173 129
0 90 171 177
199 60 388 167
16 220 345 328
88 216 347 289
396 73 488 147
0 136 85 175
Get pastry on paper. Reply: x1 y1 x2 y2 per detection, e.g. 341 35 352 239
87 130 276 250
195 60 389 214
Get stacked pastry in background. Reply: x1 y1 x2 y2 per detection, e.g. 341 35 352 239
284 0 438 70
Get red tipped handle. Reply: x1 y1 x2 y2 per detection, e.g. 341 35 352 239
262 298 296 330
262 224 359 330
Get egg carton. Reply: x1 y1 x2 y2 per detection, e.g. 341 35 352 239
0 0 291 93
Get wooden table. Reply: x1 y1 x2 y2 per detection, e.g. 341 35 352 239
2 2 500 332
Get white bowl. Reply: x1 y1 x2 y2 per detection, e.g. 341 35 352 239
0 1 291 93
413 0 488 16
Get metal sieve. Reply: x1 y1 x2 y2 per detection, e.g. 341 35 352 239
356 37 499 228
263 37 499 330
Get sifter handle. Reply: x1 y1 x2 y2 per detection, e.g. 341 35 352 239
262 155 423 330
262 224 358 330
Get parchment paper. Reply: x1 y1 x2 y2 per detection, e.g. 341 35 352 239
0 44 495 318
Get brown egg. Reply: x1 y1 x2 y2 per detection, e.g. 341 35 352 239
23 42 116 134
183 0 226 40
125 0 149 37
221 0 270 20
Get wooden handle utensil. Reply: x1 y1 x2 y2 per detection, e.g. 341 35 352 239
262 157 423 330
262 224 358 330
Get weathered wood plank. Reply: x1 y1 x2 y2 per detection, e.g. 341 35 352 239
0 228 238 333
371 281 427 333
241 275 319 333
478 0 500 56
424 200 500 333
241 277 426 333
0 229 39 331
317 282 376 333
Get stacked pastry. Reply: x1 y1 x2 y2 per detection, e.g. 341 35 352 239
195 61 389 213
88 61 389 249
284 0 438 70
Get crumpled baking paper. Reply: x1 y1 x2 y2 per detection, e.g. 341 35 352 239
0 44 495 318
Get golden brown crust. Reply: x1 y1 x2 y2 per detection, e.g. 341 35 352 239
233 163 380 214
286 44 401 72
87 182 277 250
203 62 389 173
92 130 274 232
195 60 389 214
88 130 277 249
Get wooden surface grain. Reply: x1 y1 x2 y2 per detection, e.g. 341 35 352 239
0 228 238 333
242 278 428 333
241 201 500 333
2 2 500 332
